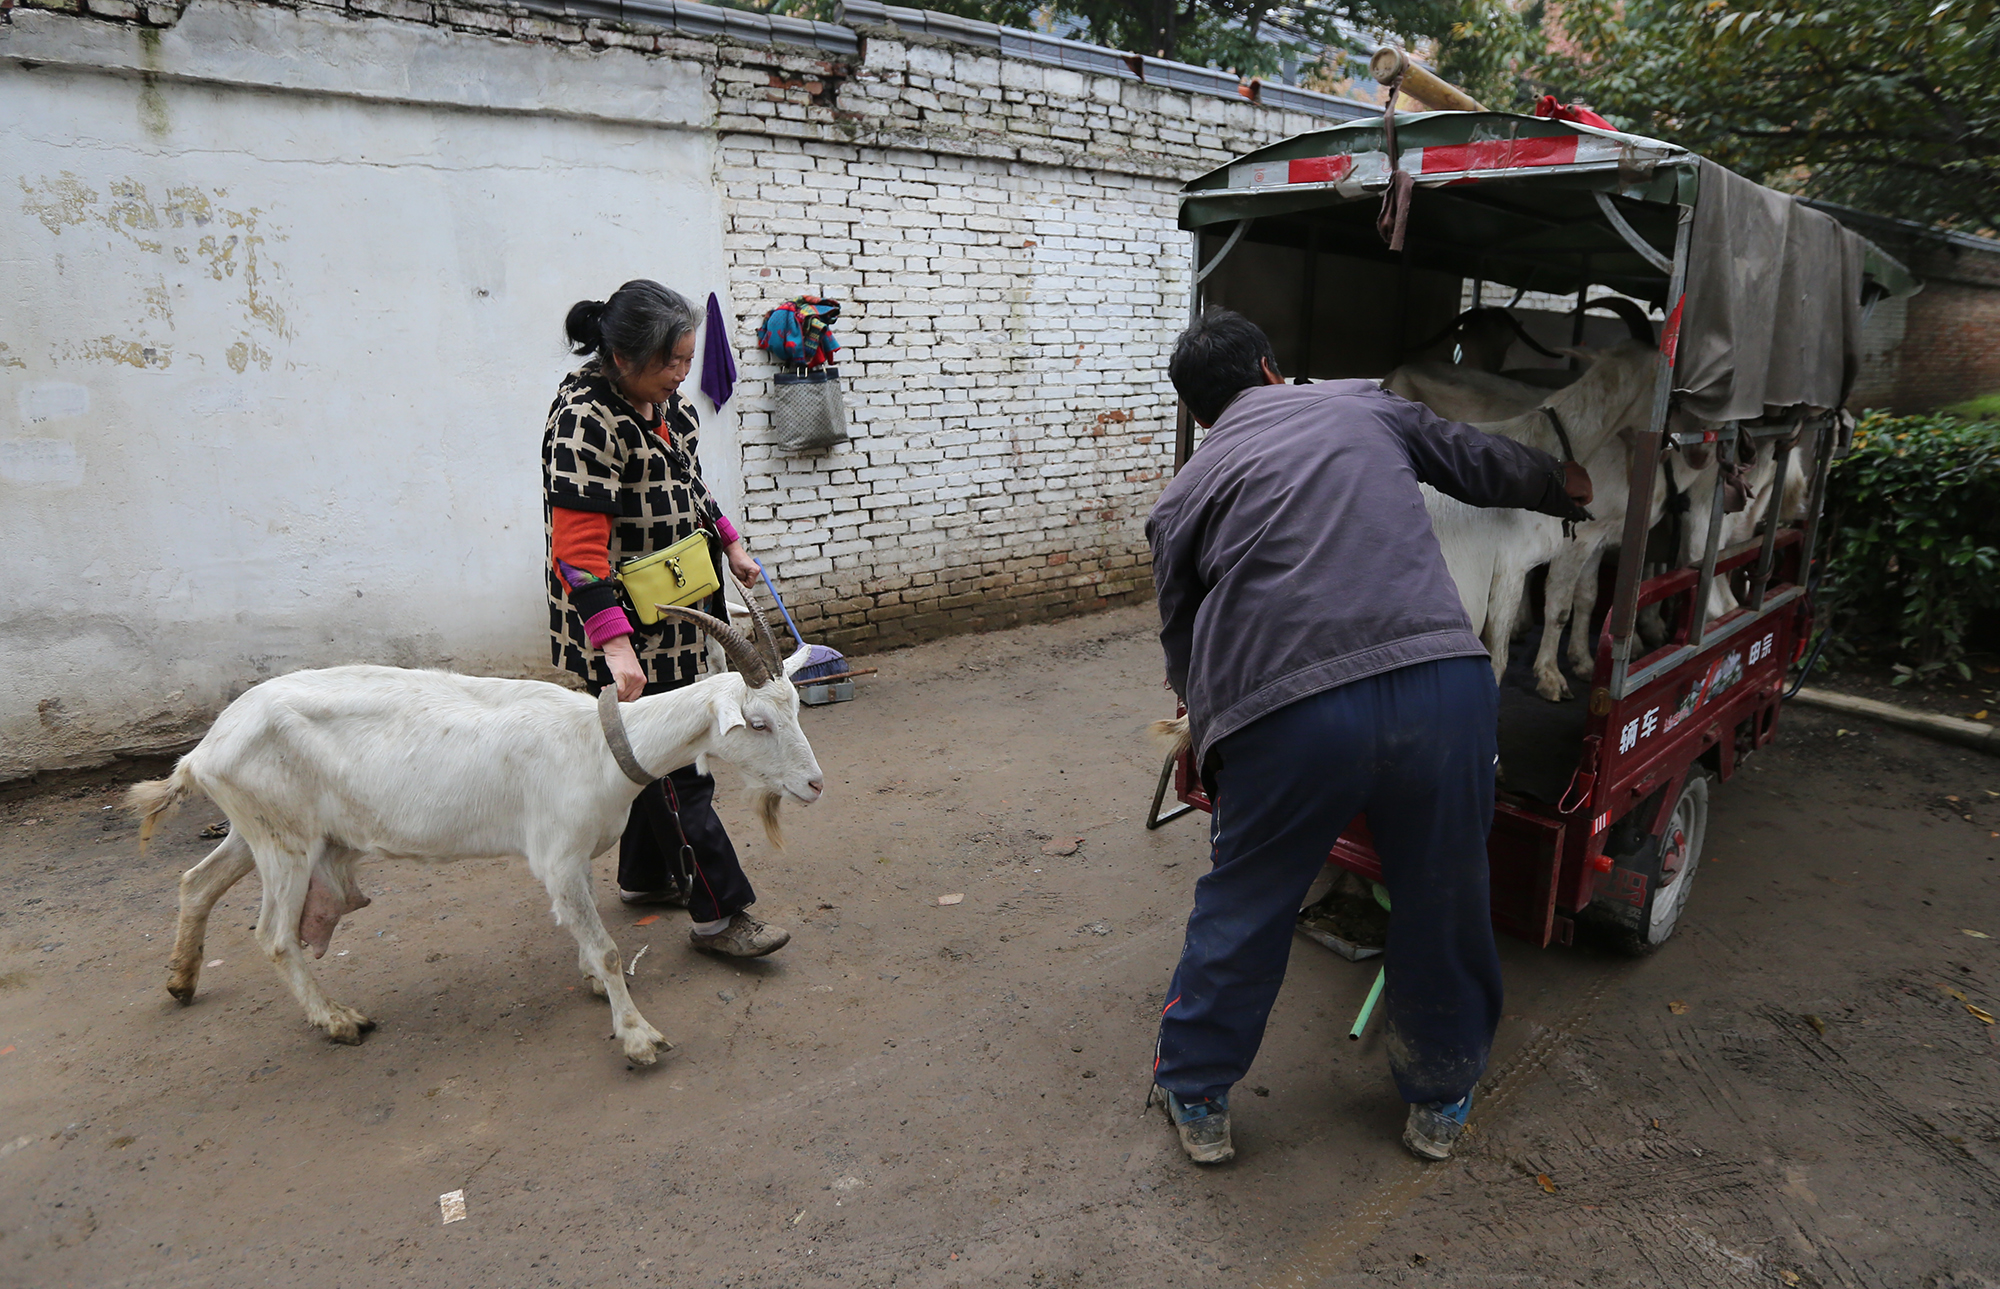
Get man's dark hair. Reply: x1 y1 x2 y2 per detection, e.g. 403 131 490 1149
1169 310 1279 425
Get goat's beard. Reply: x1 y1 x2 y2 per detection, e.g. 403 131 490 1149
756 791 785 849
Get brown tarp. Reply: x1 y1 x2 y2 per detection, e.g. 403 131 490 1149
1675 159 1871 421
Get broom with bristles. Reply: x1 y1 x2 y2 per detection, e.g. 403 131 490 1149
754 562 854 684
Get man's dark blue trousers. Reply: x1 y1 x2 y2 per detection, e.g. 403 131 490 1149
1154 655 1504 1107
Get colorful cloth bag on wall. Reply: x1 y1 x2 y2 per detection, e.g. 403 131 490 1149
757 297 842 367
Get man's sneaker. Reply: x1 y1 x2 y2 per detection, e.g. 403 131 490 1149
689 913 791 959
619 884 690 908
1402 1091 1473 1160
1155 1086 1234 1165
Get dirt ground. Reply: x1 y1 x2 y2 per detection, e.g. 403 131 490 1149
3 605 1998 1289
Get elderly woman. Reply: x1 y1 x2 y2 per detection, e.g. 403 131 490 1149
543 279 788 959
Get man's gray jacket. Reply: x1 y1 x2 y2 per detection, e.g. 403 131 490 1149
1148 379 1578 765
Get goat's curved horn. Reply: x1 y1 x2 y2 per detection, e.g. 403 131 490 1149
737 589 791 677
1579 295 1656 347
654 605 771 688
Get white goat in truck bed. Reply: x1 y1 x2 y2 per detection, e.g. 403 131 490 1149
127 605 822 1065
1535 424 1819 699
1414 341 1662 686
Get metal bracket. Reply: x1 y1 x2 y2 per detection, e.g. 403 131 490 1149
1145 753 1196 830
1194 220 1251 285
1593 192 1674 275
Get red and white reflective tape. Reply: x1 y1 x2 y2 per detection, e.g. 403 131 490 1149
1226 131 1664 194
1227 150 1382 196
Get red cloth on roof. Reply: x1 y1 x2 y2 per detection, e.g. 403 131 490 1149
1533 95 1613 130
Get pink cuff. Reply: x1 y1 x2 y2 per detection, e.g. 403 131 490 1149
582 606 634 649
714 513 741 545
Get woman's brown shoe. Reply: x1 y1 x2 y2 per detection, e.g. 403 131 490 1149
689 913 790 958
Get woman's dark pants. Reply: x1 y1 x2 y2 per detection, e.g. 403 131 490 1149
1153 656 1503 1107
593 680 757 924
620 766 757 923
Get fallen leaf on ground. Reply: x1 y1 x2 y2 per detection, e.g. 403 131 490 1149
1939 984 1969 1001
1969 1005 1996 1025
936 894 964 906
1780 1272 1802 1286
1535 1173 1558 1194
1973 710 1989 721
1836 728 1852 737
1963 929 1991 939
205 958 223 968
1040 837 1082 857
1804 1014 1828 1035
1667 1000 1689 1014
634 914 661 927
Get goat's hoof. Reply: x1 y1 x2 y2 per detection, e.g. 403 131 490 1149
1534 677 1571 703
619 1021 671 1064
587 975 608 998
166 978 197 1005
323 1004 376 1044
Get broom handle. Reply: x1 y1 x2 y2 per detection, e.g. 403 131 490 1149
754 560 809 650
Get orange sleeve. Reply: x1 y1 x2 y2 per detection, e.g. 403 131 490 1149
552 508 615 582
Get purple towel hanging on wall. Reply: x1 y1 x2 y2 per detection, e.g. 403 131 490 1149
699 291 737 409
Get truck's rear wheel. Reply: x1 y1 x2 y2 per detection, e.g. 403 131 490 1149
1587 773 1711 955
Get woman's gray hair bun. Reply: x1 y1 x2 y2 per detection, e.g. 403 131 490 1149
563 280 698 366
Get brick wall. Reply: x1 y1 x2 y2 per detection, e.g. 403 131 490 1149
1892 241 2000 412
1820 209 2000 413
706 31 1317 651
7 0 1325 665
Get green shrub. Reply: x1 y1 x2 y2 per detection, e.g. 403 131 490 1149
1942 392 2000 421
1822 411 2000 682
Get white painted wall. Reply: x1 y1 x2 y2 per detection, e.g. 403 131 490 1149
0 12 731 775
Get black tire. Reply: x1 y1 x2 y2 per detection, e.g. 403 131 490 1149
1584 772 1712 956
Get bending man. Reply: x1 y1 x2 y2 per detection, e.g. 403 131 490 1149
1147 311 1594 1165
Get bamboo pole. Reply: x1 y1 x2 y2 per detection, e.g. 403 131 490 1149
1368 46 1486 113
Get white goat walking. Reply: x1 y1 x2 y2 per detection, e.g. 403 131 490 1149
128 605 822 1064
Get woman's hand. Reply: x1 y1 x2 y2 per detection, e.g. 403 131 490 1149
724 539 759 589
602 636 646 703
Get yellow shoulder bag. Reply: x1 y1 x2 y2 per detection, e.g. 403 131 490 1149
617 529 720 626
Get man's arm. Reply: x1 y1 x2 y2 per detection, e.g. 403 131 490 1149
1392 396 1592 520
1147 501 1201 701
